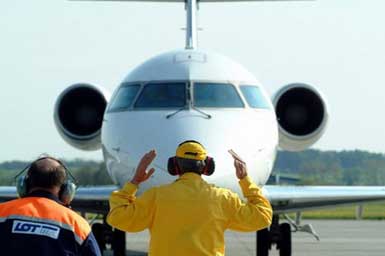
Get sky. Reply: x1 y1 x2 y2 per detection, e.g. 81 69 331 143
0 0 384 162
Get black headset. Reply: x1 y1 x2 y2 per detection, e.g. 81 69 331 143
167 140 215 176
15 155 77 206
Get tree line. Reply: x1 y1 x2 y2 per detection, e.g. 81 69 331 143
0 149 384 186
0 159 112 186
274 149 385 185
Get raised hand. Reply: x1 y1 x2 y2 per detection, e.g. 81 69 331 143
130 150 157 185
228 149 248 180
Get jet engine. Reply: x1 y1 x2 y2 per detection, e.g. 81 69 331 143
54 83 109 151
272 83 329 151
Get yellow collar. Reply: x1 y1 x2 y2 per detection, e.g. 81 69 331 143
178 172 202 180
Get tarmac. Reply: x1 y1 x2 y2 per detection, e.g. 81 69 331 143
105 220 385 256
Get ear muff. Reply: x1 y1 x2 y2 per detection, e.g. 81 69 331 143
59 181 77 206
202 156 215 176
168 156 216 176
167 157 180 176
15 156 77 205
16 175 29 198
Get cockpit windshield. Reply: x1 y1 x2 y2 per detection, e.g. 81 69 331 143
240 85 271 109
108 84 140 112
134 82 186 108
108 82 271 112
193 83 244 108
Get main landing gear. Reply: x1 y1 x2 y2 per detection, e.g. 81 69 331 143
256 214 319 256
92 216 126 256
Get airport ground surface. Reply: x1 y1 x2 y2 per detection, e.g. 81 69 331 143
104 220 385 256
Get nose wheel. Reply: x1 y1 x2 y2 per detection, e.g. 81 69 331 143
278 223 291 256
91 217 126 256
256 215 292 256
256 228 270 256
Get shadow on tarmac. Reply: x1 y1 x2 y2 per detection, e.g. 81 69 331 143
126 250 147 256
104 250 147 256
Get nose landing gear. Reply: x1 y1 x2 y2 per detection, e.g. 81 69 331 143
257 215 292 256
256 214 320 256
91 218 126 256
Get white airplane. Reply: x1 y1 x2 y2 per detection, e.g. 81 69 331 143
2 0 385 255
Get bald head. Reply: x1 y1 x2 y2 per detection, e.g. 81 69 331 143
27 157 67 191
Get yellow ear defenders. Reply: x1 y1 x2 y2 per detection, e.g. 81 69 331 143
167 140 215 176
15 155 77 206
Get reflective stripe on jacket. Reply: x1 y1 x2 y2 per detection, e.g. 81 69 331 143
107 173 273 256
0 191 101 256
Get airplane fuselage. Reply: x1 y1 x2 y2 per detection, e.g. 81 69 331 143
101 49 279 194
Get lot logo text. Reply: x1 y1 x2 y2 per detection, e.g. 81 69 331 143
12 220 60 239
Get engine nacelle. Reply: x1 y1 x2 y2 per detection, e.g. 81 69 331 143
54 83 109 151
272 83 329 151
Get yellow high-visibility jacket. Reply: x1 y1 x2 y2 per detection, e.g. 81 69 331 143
107 173 272 256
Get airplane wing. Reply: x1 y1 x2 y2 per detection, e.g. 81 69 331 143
264 185 385 214
0 186 118 214
2 185 385 215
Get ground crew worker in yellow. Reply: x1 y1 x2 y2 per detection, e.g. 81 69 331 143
107 140 273 256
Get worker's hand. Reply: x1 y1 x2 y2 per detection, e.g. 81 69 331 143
131 150 157 185
228 149 248 180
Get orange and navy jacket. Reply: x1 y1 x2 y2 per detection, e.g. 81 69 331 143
0 190 101 256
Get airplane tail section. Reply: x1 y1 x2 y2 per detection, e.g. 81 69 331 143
71 0 314 49
71 0 314 2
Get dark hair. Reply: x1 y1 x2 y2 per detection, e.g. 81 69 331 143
27 158 66 189
177 157 205 175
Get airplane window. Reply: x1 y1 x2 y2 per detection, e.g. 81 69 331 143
135 83 186 108
108 84 140 111
193 83 244 108
240 85 271 109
